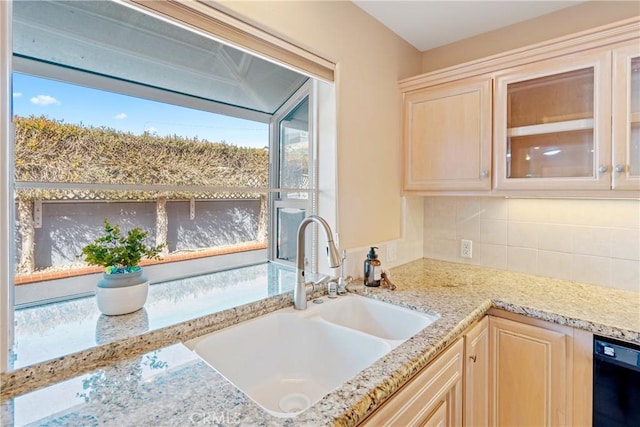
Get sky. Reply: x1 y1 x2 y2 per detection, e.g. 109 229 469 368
12 73 270 149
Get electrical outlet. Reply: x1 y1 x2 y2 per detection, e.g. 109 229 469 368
387 242 397 262
460 239 473 259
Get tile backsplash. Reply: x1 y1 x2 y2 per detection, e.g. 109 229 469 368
423 197 640 292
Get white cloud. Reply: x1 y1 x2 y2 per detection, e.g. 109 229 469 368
30 95 60 106
13 92 22 98
146 126 157 133
113 112 127 120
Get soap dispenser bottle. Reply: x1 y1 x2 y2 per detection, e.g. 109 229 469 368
364 247 382 287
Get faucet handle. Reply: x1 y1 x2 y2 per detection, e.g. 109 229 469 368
337 275 352 295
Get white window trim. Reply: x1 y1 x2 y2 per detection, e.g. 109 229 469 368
269 83 317 269
0 0 14 373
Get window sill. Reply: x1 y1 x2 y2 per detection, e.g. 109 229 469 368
10 261 295 371
14 242 268 285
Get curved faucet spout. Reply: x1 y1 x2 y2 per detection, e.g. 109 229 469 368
294 215 341 310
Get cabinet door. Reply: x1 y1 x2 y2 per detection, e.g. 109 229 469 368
494 50 612 190
612 41 640 191
360 339 463 426
424 400 448 427
464 317 489 427
403 77 492 191
489 316 568 426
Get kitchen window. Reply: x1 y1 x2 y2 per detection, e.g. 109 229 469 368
1 0 336 371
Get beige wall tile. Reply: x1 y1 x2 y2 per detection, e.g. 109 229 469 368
508 222 539 248
538 223 573 253
424 238 457 262
423 237 433 257
532 199 575 224
456 198 482 220
507 247 538 275
422 197 639 292
603 200 640 229
508 199 547 223
481 219 508 245
456 215 481 242
431 197 457 218
571 226 612 257
571 254 611 287
481 243 507 269
611 228 640 261
538 250 572 281
481 198 508 220
610 259 640 292
429 216 456 240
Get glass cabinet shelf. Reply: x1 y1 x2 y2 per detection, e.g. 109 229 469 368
507 118 594 138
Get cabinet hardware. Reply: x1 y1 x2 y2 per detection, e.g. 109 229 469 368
598 165 609 174
469 355 477 363
614 164 625 173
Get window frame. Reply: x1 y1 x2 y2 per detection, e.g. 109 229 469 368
0 0 14 373
11 62 316 302
1 0 334 375
269 84 316 269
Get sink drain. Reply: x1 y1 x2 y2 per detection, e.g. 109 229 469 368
279 393 311 413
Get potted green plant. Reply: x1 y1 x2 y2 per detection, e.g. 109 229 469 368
82 219 165 315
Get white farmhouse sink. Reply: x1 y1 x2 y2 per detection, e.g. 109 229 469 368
184 294 439 417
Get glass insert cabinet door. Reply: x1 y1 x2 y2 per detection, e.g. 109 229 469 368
612 42 640 191
494 50 612 190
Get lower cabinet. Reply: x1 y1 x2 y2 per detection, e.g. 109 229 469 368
360 338 463 426
489 315 569 425
464 317 489 427
359 311 592 427
488 310 593 427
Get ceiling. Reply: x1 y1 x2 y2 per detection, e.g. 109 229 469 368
352 1 585 52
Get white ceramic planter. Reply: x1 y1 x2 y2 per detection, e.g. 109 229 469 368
95 269 149 316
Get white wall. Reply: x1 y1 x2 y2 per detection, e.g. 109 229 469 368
423 197 640 292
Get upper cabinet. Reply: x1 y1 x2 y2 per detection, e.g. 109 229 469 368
494 50 612 191
612 41 640 191
403 77 492 191
400 18 640 196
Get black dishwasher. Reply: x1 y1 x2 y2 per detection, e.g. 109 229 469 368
593 336 640 427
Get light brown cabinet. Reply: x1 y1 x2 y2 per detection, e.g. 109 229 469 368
494 50 612 191
402 76 492 192
612 41 640 190
489 315 569 425
488 310 593 427
360 338 463 426
464 317 489 427
400 18 639 196
360 311 594 427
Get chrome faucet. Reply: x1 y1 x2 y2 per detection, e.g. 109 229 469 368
295 215 341 310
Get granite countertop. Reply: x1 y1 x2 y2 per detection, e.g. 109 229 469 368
2 258 639 426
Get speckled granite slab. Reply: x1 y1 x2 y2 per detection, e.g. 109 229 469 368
2 258 639 427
